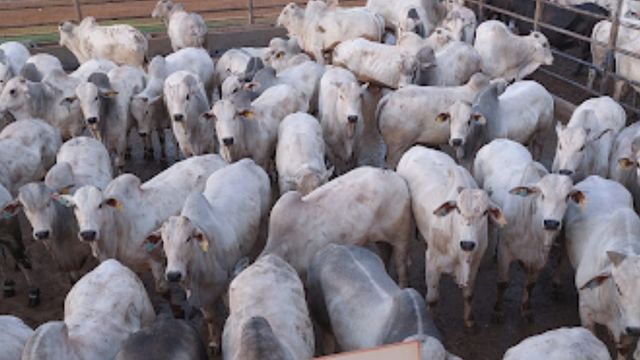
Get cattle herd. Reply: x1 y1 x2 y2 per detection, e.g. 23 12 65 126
2 0 640 359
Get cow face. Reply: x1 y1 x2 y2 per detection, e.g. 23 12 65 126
53 186 104 242
510 174 585 250
0 76 30 115
615 137 640 181
130 95 162 136
335 81 366 141
530 32 553 66
433 188 505 285
164 74 202 125
74 82 118 132
58 21 76 48
211 99 247 162
277 3 304 29
151 0 172 19
441 100 485 159
18 183 58 241
160 215 209 284
553 118 612 178
581 252 640 337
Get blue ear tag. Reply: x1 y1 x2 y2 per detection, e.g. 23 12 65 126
2 211 14 220
145 242 158 253
513 188 529 196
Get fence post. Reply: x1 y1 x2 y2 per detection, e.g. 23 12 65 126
478 0 485 22
72 0 83 21
248 0 254 25
533 0 543 31
600 0 623 94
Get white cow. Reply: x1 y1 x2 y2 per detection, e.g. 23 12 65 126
308 244 461 359
565 175 640 360
214 49 266 95
265 37 306 72
0 41 29 92
610 122 640 209
377 72 489 167
463 80 554 161
397 146 505 328
553 96 626 182
149 158 270 352
366 0 445 37
45 136 112 194
54 155 226 293
474 20 553 81
0 119 61 195
72 66 146 172
318 67 368 174
276 112 331 195
59 17 148 67
152 0 208 51
419 41 481 86
503 327 611 360
209 83 307 171
397 28 454 54
22 259 155 360
164 70 216 157
0 315 33 360
332 38 435 89
222 254 314 360
131 48 214 159
440 2 476 43
261 166 412 286
473 139 584 322
277 1 384 64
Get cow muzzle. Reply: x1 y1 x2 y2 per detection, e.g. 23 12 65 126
79 230 97 242
166 271 182 283
543 219 561 231
626 327 640 337
460 240 476 252
558 169 574 176
86 116 98 125
346 117 357 139
173 114 184 122
450 138 463 147
33 230 50 241
222 137 234 147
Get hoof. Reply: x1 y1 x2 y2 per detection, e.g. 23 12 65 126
3 280 15 298
28 288 40 307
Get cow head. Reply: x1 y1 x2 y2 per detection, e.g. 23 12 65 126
334 81 367 142
53 185 107 242
0 76 31 115
17 183 60 241
58 21 77 47
71 73 118 132
509 173 585 251
529 31 554 66
433 187 505 286
580 251 640 338
208 98 251 163
616 136 640 181
277 3 304 35
151 0 173 21
294 164 333 196
552 113 612 179
130 94 162 137
156 213 210 284
164 72 204 126
44 162 75 195
439 100 485 159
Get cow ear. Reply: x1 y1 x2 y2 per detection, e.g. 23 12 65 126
2 199 21 219
58 184 75 195
618 158 637 169
509 186 539 197
435 113 450 123
579 271 610 290
472 113 486 125
568 190 586 208
51 193 75 208
607 251 627 267
238 109 255 119
143 230 163 253
105 198 123 211
488 205 507 227
60 96 78 107
193 230 209 252
590 128 612 142
433 200 457 217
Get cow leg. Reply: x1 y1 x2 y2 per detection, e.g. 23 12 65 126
158 130 168 162
494 246 511 323
425 252 441 317
393 243 409 288
615 80 628 101
587 68 597 89
463 270 478 328
141 134 154 160
202 306 221 355
521 269 539 323
149 259 168 294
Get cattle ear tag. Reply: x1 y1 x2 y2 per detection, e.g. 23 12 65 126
239 109 254 119
60 185 74 195
618 158 636 169
105 198 123 212
194 232 209 252
144 232 162 253
435 113 450 123
103 90 118 98
580 273 610 290
509 187 534 197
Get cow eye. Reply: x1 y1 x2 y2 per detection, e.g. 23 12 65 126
579 145 585 151
9 89 16 96
186 94 190 101
98 203 103 209
94 96 99 101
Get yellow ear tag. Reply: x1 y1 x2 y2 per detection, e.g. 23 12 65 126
115 202 124 212
199 239 209 252
60 185 74 195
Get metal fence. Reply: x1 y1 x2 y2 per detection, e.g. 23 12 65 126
469 0 640 116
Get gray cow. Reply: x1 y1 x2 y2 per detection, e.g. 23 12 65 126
308 244 462 359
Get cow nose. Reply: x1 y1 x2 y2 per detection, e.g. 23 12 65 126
80 230 97 242
543 219 561 231
166 271 182 283
558 169 573 176
626 327 640 336
173 114 184 122
460 240 476 252
86 117 98 125
138 132 147 138
347 115 358 124
451 138 463 147
34 230 50 240
222 137 234 146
